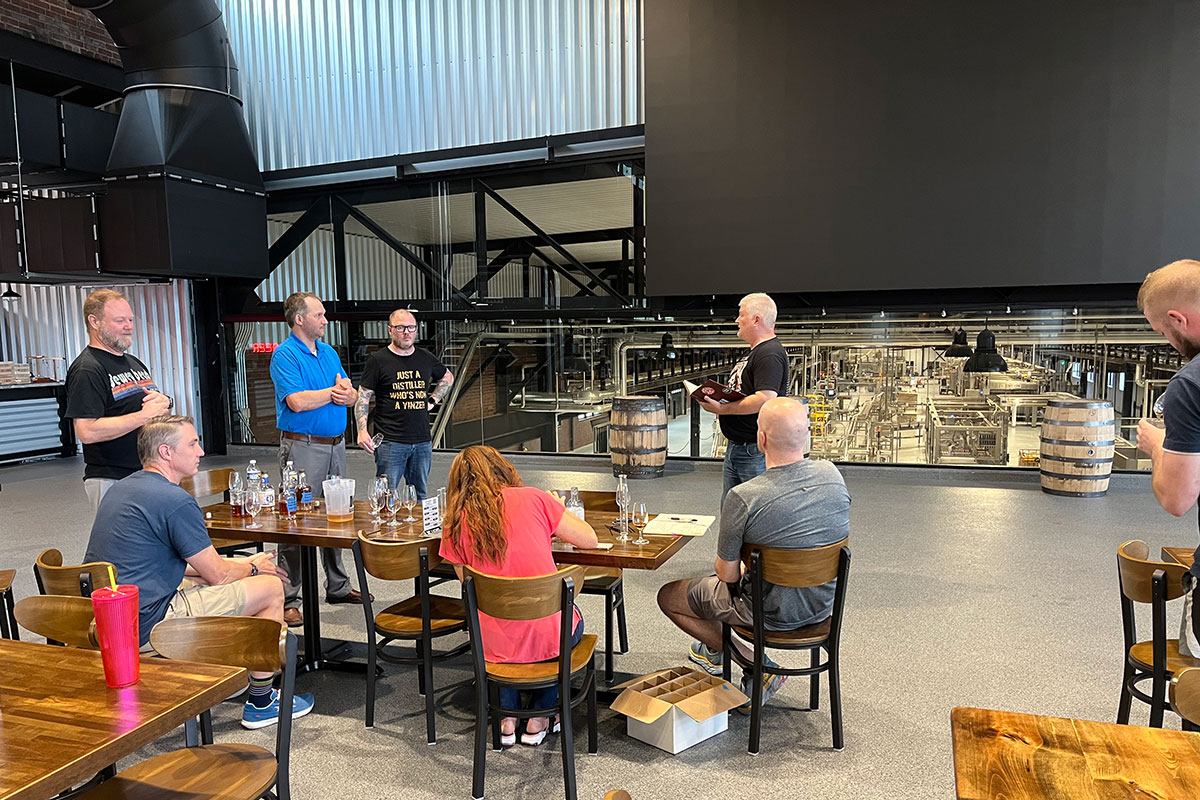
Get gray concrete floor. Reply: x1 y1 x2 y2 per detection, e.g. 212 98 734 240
0 449 1192 799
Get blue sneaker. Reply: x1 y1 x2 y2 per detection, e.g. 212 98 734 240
688 641 724 676
241 689 315 730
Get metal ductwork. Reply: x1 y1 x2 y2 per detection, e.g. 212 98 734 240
71 0 267 279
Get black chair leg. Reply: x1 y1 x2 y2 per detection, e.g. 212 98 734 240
184 718 200 747
199 710 214 745
830 648 844 751
1116 662 1135 724
1150 672 1167 728
0 591 9 640
721 626 732 683
560 693 578 800
490 683 503 752
615 585 629 654
748 654 763 755
587 668 598 754
473 681 489 800
416 639 427 696
809 648 821 710
366 637 377 729
422 634 436 744
603 592 615 683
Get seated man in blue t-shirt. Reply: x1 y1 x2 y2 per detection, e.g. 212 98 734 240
85 415 314 729
1137 260 1200 655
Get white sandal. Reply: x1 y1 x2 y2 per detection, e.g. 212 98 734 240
519 716 560 746
499 717 518 747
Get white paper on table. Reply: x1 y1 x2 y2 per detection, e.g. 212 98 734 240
422 497 441 533
553 541 615 551
641 514 715 536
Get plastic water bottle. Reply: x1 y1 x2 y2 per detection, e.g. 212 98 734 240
281 471 298 518
567 487 586 521
246 458 259 486
261 473 275 514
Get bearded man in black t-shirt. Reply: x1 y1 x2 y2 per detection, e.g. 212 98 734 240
699 292 790 503
63 289 171 512
355 309 454 499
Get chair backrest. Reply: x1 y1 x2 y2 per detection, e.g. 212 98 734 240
356 531 441 582
13 595 99 648
35 548 116 597
1117 539 1189 603
1171 667 1200 725
741 538 848 588
178 468 235 501
463 565 584 621
149 616 297 800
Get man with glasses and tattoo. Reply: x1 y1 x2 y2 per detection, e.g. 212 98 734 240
355 308 454 500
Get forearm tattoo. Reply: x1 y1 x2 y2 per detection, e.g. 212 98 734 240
431 375 452 403
355 387 373 431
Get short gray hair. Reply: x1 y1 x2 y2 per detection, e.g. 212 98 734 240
739 293 778 328
137 415 194 465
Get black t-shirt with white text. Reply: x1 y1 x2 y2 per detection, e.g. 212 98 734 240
63 346 159 480
719 337 790 445
359 346 448 443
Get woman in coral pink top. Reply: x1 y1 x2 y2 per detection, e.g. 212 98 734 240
439 446 598 746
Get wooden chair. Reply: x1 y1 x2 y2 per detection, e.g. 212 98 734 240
34 548 115 597
0 568 17 639
1116 539 1198 727
1170 666 1200 731
350 532 469 741
722 539 851 755
463 565 599 800
180 468 263 555
76 617 299 800
579 566 629 683
13 595 99 648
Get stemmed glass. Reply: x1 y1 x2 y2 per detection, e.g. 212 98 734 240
630 502 650 546
381 487 398 527
368 477 384 520
402 484 418 523
244 484 264 530
615 475 631 542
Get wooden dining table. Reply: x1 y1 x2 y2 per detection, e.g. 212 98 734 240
951 706 1200 799
0 639 246 800
203 489 700 672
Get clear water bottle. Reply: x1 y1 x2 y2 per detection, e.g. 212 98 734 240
567 486 586 521
246 458 259 486
260 472 275 514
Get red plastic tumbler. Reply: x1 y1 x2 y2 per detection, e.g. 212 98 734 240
91 584 141 688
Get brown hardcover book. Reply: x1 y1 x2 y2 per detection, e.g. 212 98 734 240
683 379 746 404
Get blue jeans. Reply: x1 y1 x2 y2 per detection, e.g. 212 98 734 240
375 440 433 500
498 614 585 712
722 440 765 505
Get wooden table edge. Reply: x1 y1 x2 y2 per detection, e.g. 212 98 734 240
1 658 247 800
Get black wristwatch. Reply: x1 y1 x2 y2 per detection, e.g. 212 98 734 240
249 563 259 577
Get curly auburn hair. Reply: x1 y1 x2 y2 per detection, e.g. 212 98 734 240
443 445 523 566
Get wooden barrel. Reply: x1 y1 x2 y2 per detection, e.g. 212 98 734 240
1039 399 1115 497
610 395 667 479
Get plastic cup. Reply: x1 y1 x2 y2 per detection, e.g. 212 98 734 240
91 584 141 688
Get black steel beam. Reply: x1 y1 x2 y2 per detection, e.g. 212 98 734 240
474 185 488 298
633 180 645 300
458 244 520 297
332 204 348 302
333 195 475 308
267 197 329 269
478 179 630 304
528 244 595 297
444 227 633 256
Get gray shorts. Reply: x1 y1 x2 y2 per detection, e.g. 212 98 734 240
686 575 754 628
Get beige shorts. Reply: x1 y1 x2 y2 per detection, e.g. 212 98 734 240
140 579 248 652
687 575 754 627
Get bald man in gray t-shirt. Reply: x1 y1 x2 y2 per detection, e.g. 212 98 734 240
657 397 850 703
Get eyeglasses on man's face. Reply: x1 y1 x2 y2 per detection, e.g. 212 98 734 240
388 324 417 333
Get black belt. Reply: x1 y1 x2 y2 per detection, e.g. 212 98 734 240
281 431 344 445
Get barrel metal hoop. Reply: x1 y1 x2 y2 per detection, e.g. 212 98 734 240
1040 469 1110 480
1041 487 1109 498
1038 454 1111 464
1046 400 1115 409
611 446 667 455
610 424 667 432
1039 437 1115 447
1042 419 1115 427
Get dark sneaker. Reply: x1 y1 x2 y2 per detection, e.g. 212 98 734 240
688 641 724 676
242 689 315 730
737 657 786 714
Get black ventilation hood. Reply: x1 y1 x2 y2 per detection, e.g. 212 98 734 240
71 0 268 280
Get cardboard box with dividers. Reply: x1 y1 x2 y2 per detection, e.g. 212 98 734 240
609 666 748 753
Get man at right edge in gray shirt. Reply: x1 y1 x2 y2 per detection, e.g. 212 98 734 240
657 396 851 710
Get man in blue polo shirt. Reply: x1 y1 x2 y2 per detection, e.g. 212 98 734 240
270 292 363 626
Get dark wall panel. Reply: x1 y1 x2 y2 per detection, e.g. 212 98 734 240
645 0 1200 296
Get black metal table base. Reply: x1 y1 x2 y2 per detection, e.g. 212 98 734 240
295 545 379 675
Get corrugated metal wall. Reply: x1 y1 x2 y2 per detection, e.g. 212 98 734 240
218 0 644 171
0 280 201 435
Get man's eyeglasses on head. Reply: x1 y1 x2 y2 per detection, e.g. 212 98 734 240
388 324 418 333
